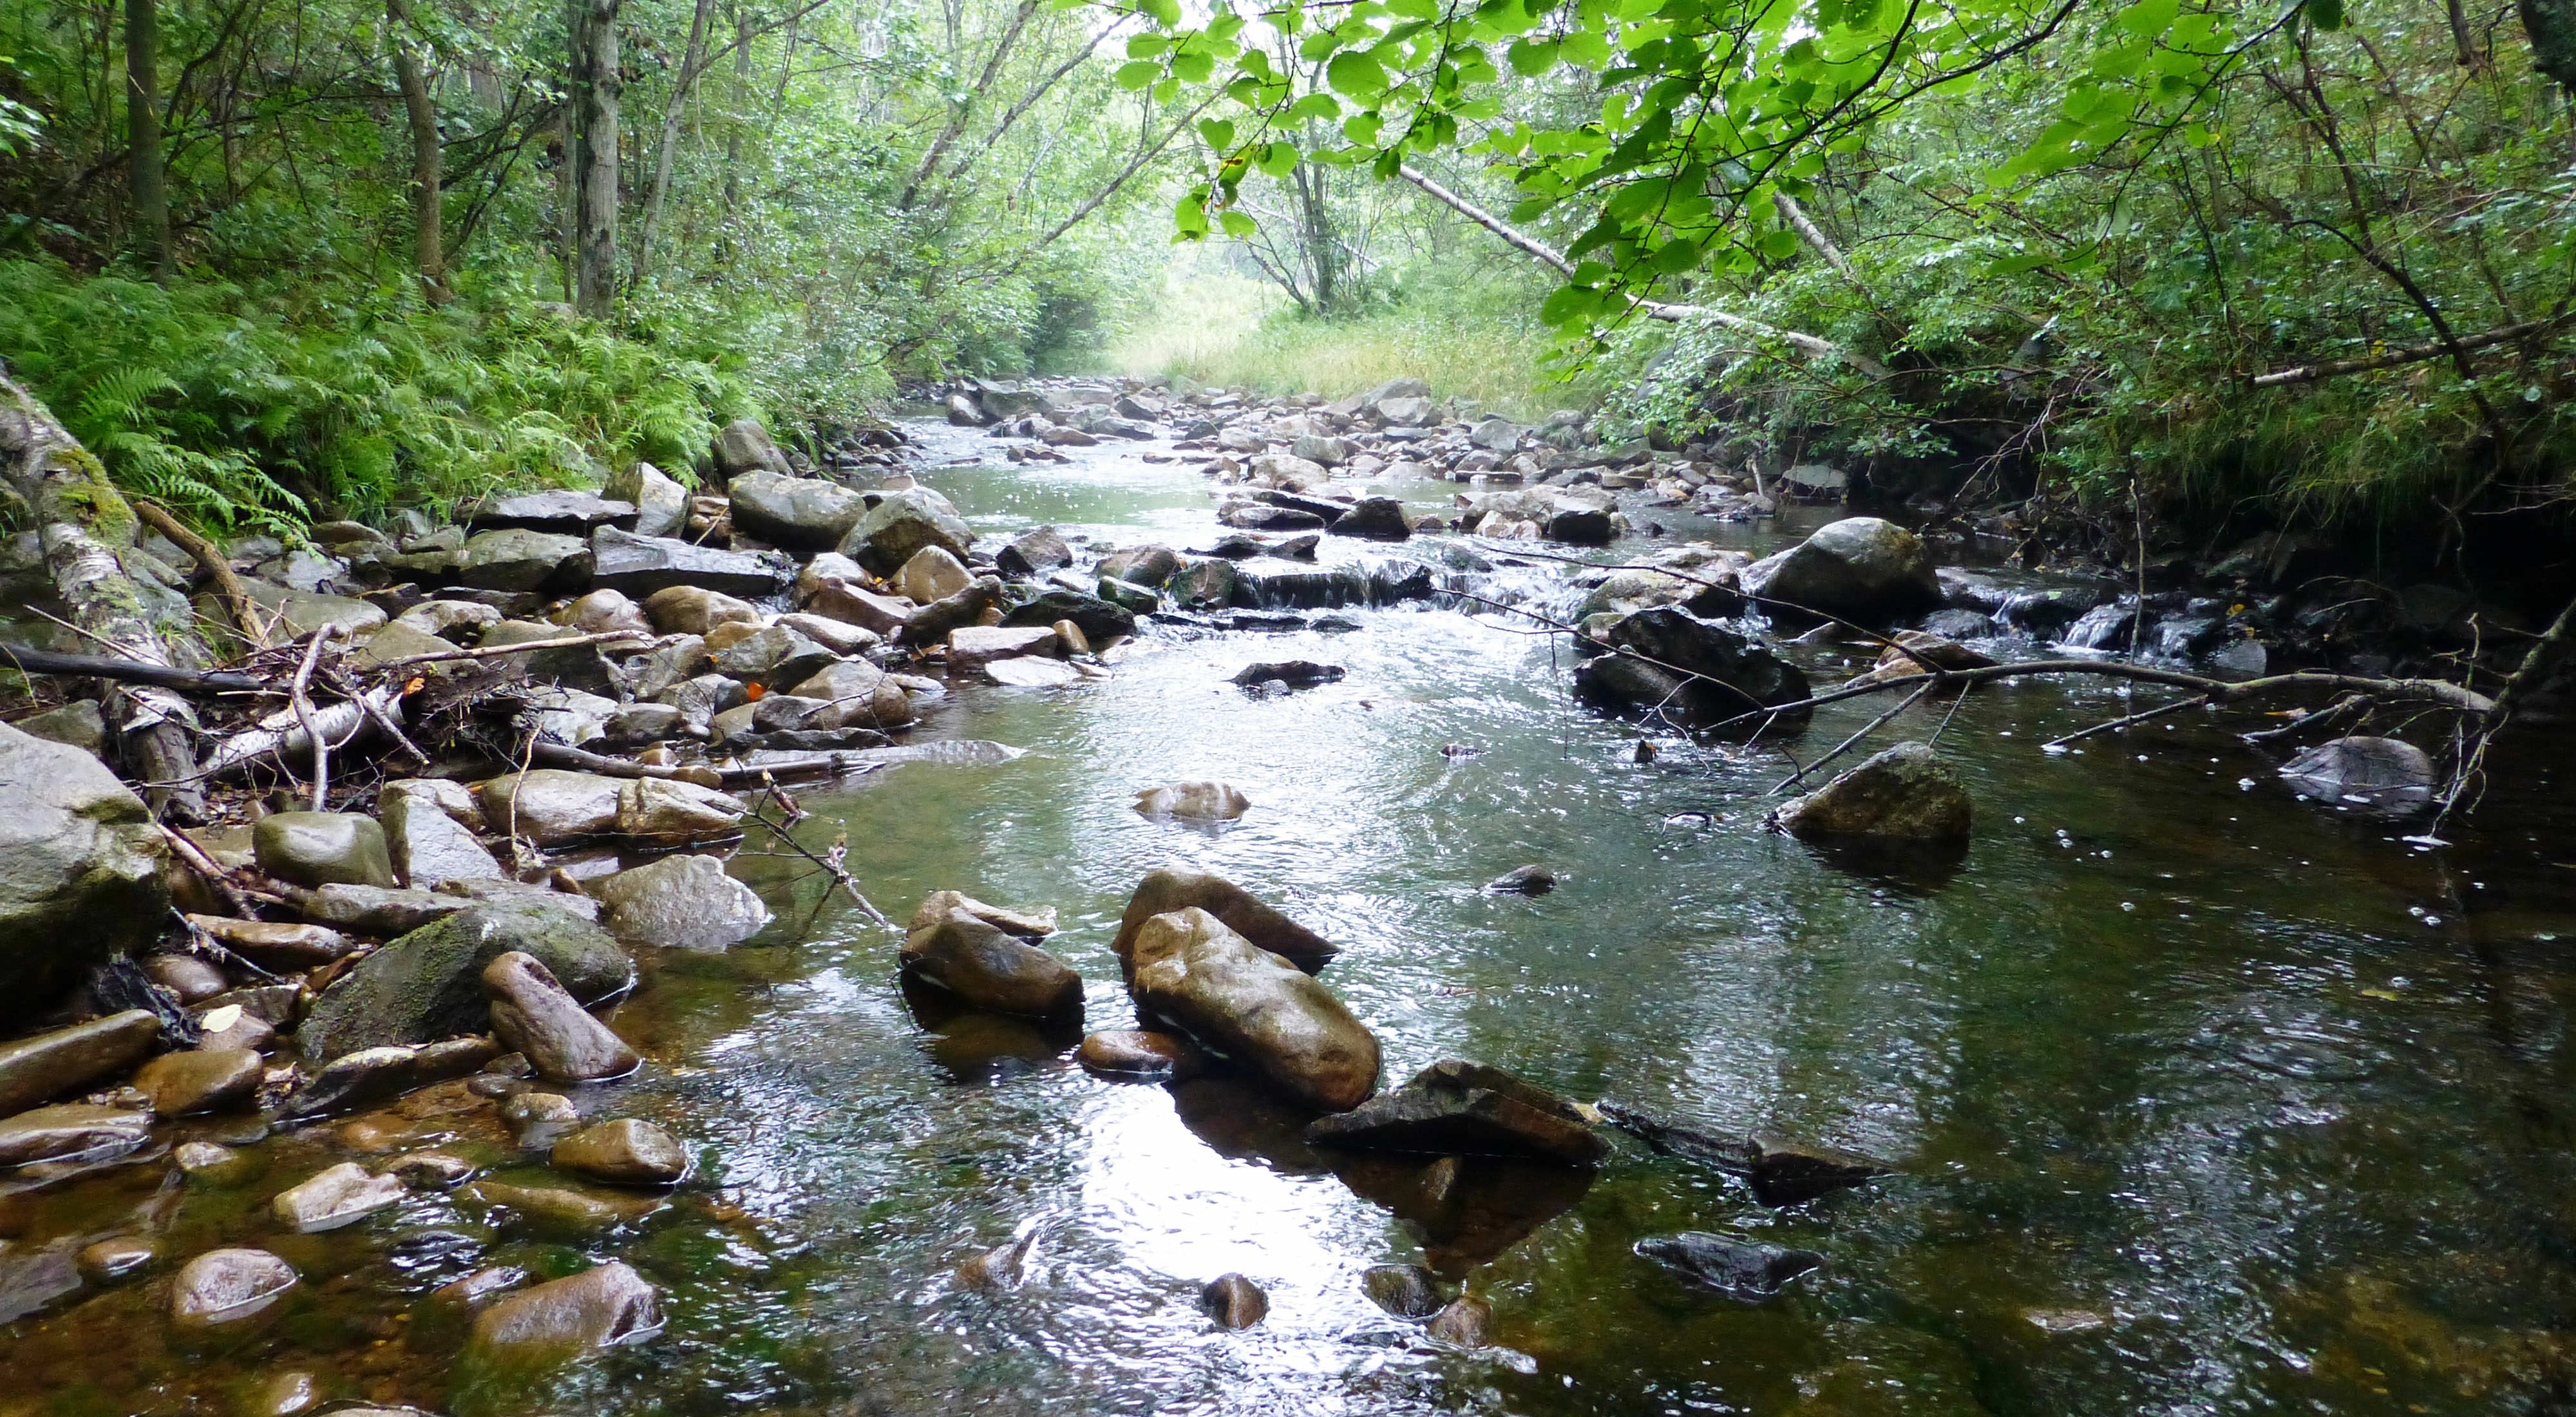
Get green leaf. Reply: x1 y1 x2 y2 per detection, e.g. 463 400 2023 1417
1507 37 1560 75
1327 50 1388 95
1343 112 1383 144
1255 140 1301 176
1540 283 1604 325
1756 229 1799 260
1126 33 1169 58
1113 60 1161 91
1172 52 1215 82
2304 0 2343 29
1198 119 1236 149
1219 211 1258 238
1287 91 1343 122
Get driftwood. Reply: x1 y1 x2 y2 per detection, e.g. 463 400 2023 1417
0 644 268 693
529 738 726 786
202 687 397 781
0 371 217 820
132 497 266 647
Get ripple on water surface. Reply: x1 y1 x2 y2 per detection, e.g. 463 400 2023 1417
5 427 2574 1416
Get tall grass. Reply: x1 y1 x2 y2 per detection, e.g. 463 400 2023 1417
1109 260 1608 421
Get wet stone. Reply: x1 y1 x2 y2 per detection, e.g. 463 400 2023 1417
187 915 353 968
956 1233 1035 1291
134 1047 265 1116
433 1264 527 1309
1361 1262 1444 1318
1202 1273 1269 1329
248 812 401 891
0 1103 155 1167
1305 1059 1606 1166
594 853 772 951
1076 1029 1203 1082
270 1161 404 1232
467 1259 663 1364
391 1149 478 1190
552 1118 690 1186
1110 869 1337 975
1133 781 1251 820
75 1234 156 1282
485 952 640 1082
175 1139 252 1183
1486 865 1557 895
1425 1295 1490 1346
142 953 228 1002
245 1371 320 1417
1634 1232 1823 1300
170 1246 297 1327
0 1009 161 1116
469 1180 644 1239
500 1090 582 1148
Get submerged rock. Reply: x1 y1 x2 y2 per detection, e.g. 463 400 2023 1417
1305 1059 1607 1166
1362 1263 1444 1318
1425 1295 1490 1346
0 721 169 1023
1134 781 1251 820
1076 1029 1204 1081
270 1161 404 1232
279 1037 498 1117
467 1260 663 1364
1774 741 1971 841
1486 865 1556 896
1202 1273 1268 1329
484 951 640 1082
77 1235 157 1282
170 1248 298 1327
552 1119 689 1186
1229 660 1343 689
1572 607 1812 734
1595 1099 1893 1204
1634 1232 1822 1300
1110 869 1336 975
1127 907 1379 1112
2278 736 2436 813
900 909 1084 1021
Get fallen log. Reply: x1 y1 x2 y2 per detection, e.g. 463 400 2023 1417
528 739 726 787
1 370 217 821
202 687 399 781
0 644 268 693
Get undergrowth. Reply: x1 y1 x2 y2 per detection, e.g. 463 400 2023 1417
0 260 790 536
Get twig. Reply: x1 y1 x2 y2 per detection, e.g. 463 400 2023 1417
287 625 341 808
157 823 275 918
741 802 889 927
132 498 266 649
528 738 727 786
1769 680 1933 794
2043 694 2211 750
363 629 654 672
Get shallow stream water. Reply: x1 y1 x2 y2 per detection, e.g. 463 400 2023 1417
6 424 2576 1416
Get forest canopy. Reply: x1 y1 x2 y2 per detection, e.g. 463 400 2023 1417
0 0 2568 560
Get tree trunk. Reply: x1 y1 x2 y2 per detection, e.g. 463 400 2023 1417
386 0 448 303
633 0 715 283
722 1 748 214
571 0 622 317
897 0 1036 211
0 375 213 823
124 0 169 279
2524 0 2576 90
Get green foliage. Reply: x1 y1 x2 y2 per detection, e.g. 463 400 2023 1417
0 260 762 530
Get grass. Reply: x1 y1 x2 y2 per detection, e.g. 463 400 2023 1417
1107 258 1608 421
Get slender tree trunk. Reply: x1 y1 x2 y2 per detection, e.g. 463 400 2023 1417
124 0 169 279
721 4 748 223
633 0 715 283
386 0 448 303
571 0 621 316
898 0 1036 210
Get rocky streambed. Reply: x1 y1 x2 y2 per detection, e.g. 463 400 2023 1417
1 383 2573 1417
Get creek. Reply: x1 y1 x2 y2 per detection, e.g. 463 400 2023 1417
5 420 2575 1416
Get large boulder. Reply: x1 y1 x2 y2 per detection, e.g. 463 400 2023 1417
589 527 788 599
841 488 974 576
459 528 591 593
712 418 792 479
1331 497 1411 540
466 491 638 537
1571 607 1812 733
1110 869 1335 975
297 899 633 1060
900 908 1084 1020
594 853 772 950
605 461 689 538
1305 1058 1607 1166
0 721 167 1024
1774 741 1971 841
728 471 869 551
641 584 761 636
380 781 504 887
786 658 914 728
1126 907 1379 1112
477 770 623 844
1740 517 1940 623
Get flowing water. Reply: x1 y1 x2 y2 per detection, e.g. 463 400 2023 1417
6 423 2576 1416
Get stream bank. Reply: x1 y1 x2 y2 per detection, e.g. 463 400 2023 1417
3 381 2575 1416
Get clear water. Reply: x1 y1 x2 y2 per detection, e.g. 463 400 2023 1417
5 425 2575 1416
